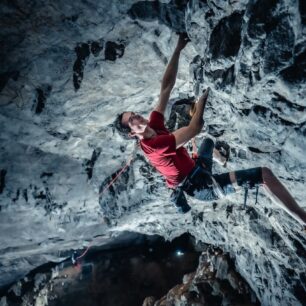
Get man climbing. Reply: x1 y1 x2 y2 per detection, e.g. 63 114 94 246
115 34 306 227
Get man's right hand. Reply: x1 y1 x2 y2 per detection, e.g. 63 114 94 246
175 33 190 52
195 87 210 104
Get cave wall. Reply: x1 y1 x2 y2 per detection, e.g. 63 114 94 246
0 0 305 305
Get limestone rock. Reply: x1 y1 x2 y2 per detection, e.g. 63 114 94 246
0 0 305 305
146 247 257 306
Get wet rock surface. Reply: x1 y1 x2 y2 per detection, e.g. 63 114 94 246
0 1 306 305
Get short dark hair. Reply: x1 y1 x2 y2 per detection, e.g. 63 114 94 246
113 112 132 140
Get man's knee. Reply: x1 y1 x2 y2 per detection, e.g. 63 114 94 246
199 138 214 154
204 138 214 147
261 167 274 184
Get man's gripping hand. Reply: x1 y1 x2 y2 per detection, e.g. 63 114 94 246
175 33 191 52
201 87 211 99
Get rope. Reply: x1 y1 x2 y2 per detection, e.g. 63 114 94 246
98 155 133 197
72 146 137 266
75 242 93 262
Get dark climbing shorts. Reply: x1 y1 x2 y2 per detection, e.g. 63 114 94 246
182 138 263 201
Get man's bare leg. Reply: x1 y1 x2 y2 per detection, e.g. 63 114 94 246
228 169 306 226
261 167 306 225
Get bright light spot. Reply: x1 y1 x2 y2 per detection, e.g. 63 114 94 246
176 250 184 256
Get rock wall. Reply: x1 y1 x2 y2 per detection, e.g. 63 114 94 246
0 0 305 305
143 246 258 306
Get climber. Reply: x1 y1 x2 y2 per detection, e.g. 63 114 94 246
114 33 306 227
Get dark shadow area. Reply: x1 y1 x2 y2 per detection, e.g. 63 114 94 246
73 43 91 91
34 85 52 114
50 234 199 306
0 71 19 93
209 12 244 59
0 233 201 306
82 148 102 180
281 49 306 84
0 169 7 194
0 232 266 306
104 41 125 61
128 0 189 32
247 0 278 39
300 0 306 25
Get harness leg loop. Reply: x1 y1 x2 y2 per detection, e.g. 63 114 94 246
243 185 249 210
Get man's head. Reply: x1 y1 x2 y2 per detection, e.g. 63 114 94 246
114 111 149 139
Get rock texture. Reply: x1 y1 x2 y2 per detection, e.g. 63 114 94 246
143 246 258 306
0 0 306 305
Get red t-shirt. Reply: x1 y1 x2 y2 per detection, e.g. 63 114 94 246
140 111 195 188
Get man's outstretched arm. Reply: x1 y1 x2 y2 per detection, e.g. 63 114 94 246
173 88 210 148
154 34 190 115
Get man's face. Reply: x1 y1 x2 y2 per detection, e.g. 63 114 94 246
121 111 148 134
